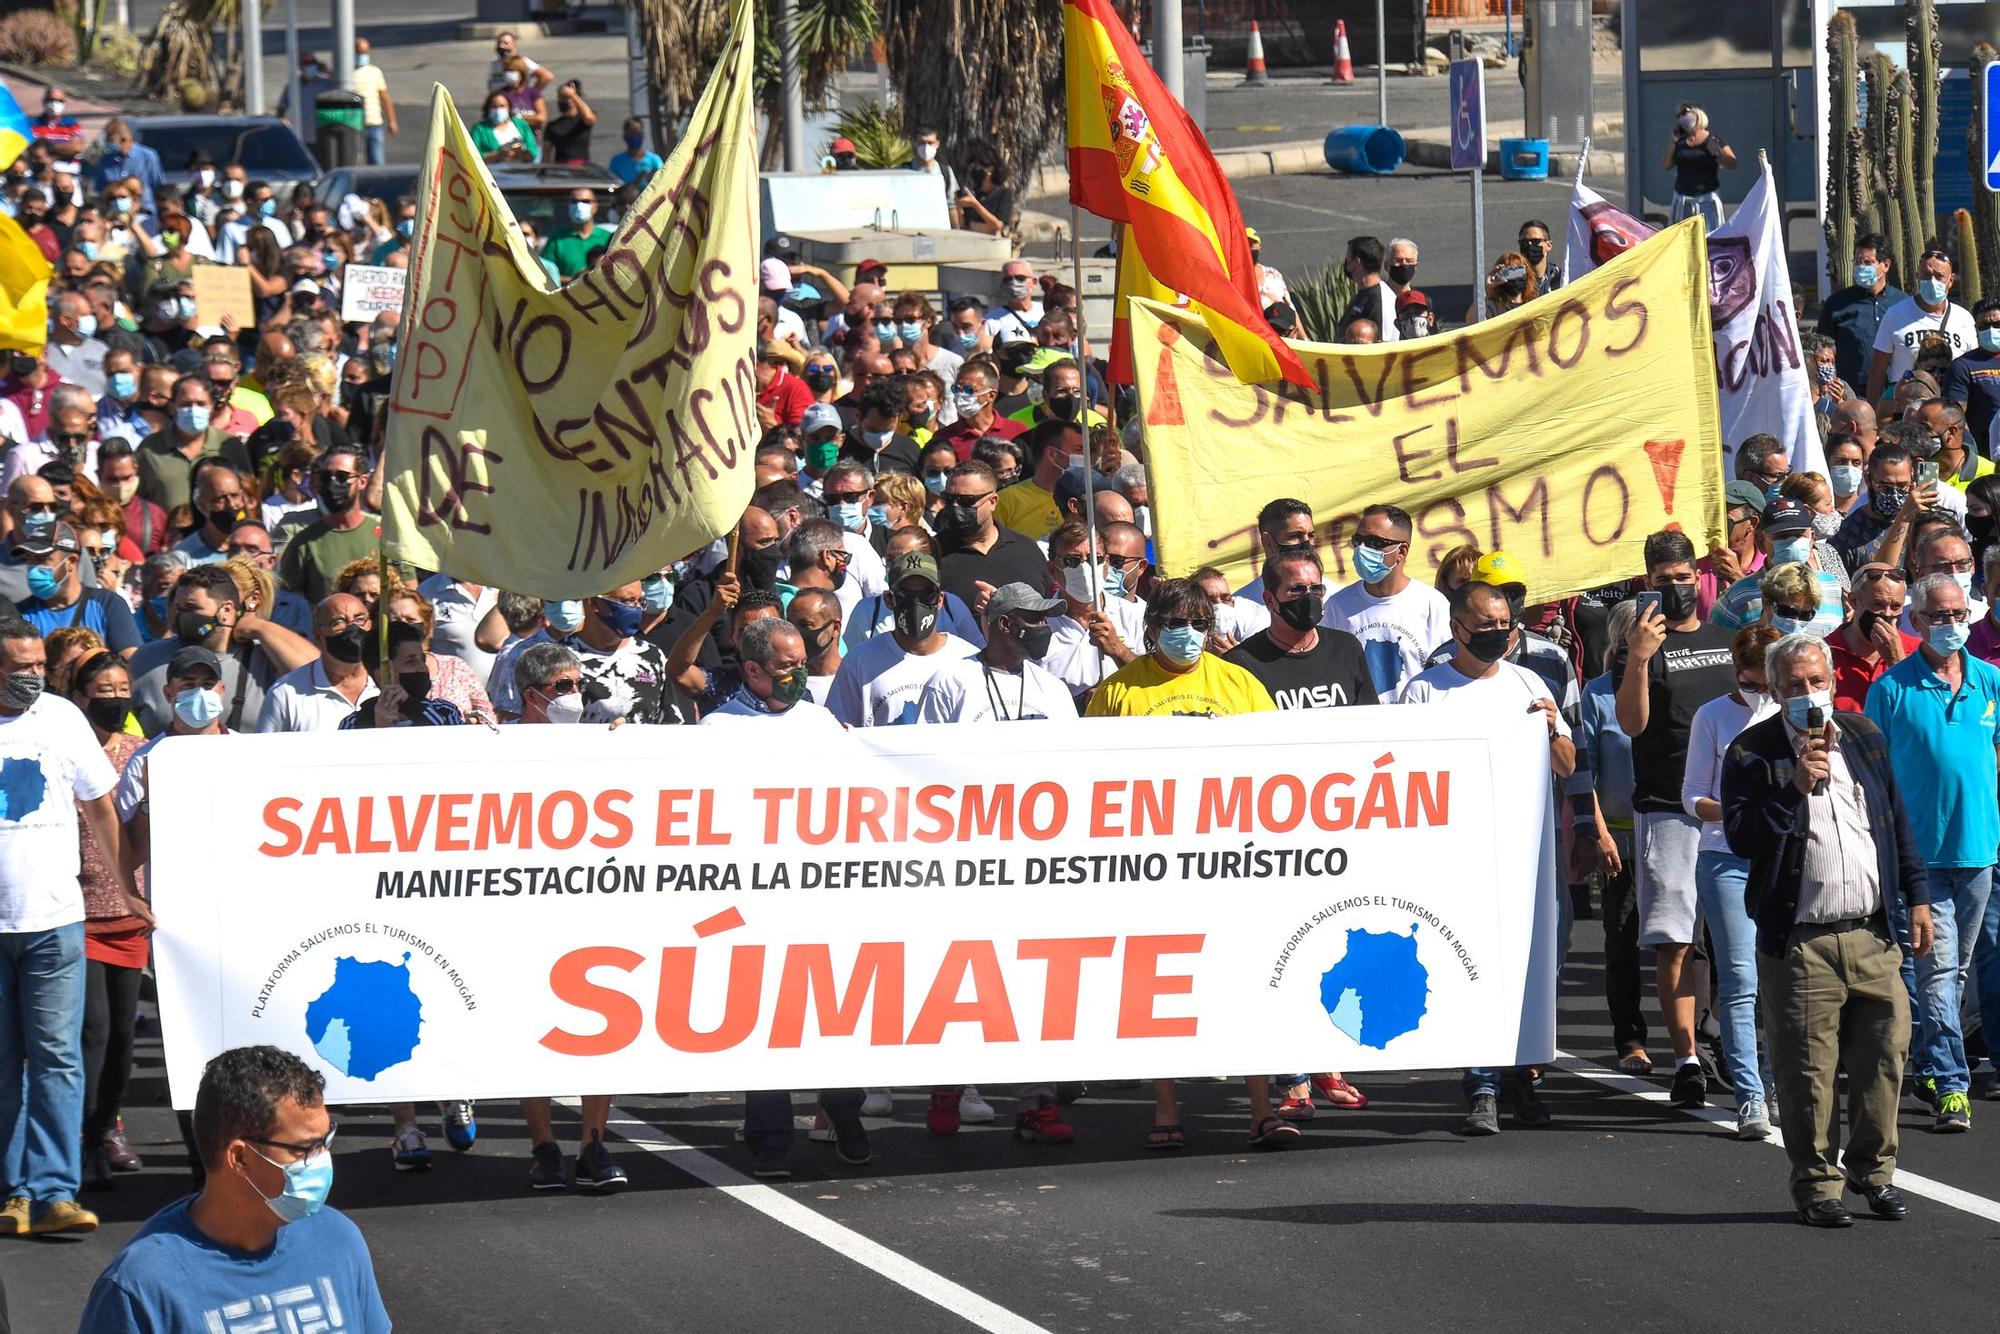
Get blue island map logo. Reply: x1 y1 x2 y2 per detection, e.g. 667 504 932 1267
0 757 47 821
304 952 425 1079
1318 924 1431 1048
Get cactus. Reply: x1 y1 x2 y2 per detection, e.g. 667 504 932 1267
1908 0 1940 237
1826 11 1859 289
1956 209 1982 306
1890 67 1924 281
1865 51 1901 269
1971 43 2000 298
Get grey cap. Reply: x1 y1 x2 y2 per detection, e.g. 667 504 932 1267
984 581 1063 625
801 402 842 436
167 644 223 679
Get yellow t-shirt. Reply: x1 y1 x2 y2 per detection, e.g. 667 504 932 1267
994 479 1061 541
1084 653 1276 718
352 64 389 127
230 383 274 427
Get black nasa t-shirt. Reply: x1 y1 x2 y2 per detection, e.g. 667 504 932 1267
1224 628 1379 711
1612 619 1735 813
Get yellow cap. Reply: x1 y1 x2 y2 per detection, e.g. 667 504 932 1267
1473 550 1528 589
1245 226 1261 246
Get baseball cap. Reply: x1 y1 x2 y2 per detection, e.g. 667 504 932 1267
762 234 798 260
759 257 792 293
290 278 320 297
1761 497 1813 536
1724 480 1768 515
1053 466 1116 515
829 137 857 154
856 258 888 282
1244 226 1262 247
886 550 940 587
11 520 78 559
1397 288 1432 312
800 403 842 436
984 582 1063 625
1473 550 1528 590
167 644 224 680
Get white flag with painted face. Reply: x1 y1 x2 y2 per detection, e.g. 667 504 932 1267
1565 165 1824 478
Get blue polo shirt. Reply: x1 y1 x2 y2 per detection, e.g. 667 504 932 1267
1864 649 2000 868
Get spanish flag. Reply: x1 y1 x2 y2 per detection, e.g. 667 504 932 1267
1066 0 1310 389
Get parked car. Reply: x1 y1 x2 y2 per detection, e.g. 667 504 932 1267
312 161 628 238
125 114 321 195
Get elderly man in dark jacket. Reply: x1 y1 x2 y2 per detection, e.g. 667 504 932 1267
1721 631 1935 1228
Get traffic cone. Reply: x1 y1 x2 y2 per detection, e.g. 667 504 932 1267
1244 20 1269 84
1333 19 1354 83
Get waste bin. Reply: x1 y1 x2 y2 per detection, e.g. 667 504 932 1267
315 90 365 170
1323 125 1405 175
1499 137 1550 180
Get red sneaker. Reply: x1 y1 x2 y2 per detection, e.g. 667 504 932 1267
1014 1104 1075 1145
926 1087 962 1135
1274 1095 1315 1122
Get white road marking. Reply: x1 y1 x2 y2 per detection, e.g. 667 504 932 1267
1554 1050 2000 1225
607 1106 1054 1334
1231 189 1366 224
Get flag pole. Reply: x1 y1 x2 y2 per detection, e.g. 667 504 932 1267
1072 204 1102 612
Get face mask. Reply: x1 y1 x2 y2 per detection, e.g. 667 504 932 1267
829 499 865 533
1771 612 1813 636
1952 571 1975 599
1351 544 1394 585
569 201 592 224
175 608 221 645
1927 619 1970 657
112 196 131 215
0 670 39 710
1980 329 2000 355
867 502 890 530
395 670 432 713
396 218 413 237
302 63 319 78
541 690 585 724
1738 687 1768 714
804 438 840 474
1677 113 1697 133
595 598 644 639
503 70 522 87
488 106 510 125
641 573 673 614
1275 590 1322 632
1971 512 1997 543
20 511 53 541
245 1144 333 1225
25 564 59 600
107 476 138 504
893 595 938 640
67 312 97 341
1783 689 1833 731
258 199 276 218
544 599 585 635
1013 621 1054 659
1815 362 1835 384
896 321 924 346
741 542 783 592
1045 394 1081 422
624 131 645 151
768 666 810 706
207 501 247 532
103 368 136 404
1770 536 1812 567
922 471 947 495
873 319 896 342
861 427 895 452
950 330 980 353
46 101 63 117
322 625 366 663
79 241 97 260
1853 262 1878 288
1387 262 1417 285
1463 626 1512 664
83 695 129 732
802 368 837 394
951 387 983 417
917 142 937 162
1061 561 1120 604
932 502 981 538
1157 624 1205 665
223 177 244 200
172 684 224 728
1829 462 1862 496
1520 241 1545 264
317 473 357 514
1871 486 1909 519
1812 510 1843 540
176 404 209 435
1658 582 1699 623
1920 276 1949 305
1395 316 1429 339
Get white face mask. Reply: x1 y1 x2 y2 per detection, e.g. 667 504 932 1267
917 142 937 163
541 690 585 724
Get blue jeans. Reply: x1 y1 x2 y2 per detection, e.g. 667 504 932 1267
1693 849 1769 1102
0 924 86 1203
365 124 387 165
743 1088 862 1152
1905 867 1992 1096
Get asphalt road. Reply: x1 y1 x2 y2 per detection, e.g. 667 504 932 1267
11 939 2000 1333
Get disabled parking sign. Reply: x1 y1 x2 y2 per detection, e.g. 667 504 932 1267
1450 58 1485 173
1987 61 2000 190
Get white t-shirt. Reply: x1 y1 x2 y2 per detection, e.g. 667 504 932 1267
841 530 887 597
700 690 844 729
257 660 379 733
844 590 984 651
1872 295 1976 386
772 305 809 347
1682 691 1775 855
0 694 117 932
827 632 976 726
420 575 499 689
914 656 1079 723
1324 577 1452 700
985 303 1044 342
807 673 836 706
1219 580 1271 640
1043 596 1146 697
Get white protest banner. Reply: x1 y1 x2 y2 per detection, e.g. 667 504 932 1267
340 263 406 322
1564 164 1825 477
150 711 1558 1109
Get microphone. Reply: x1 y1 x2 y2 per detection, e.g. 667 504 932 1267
1806 705 1828 796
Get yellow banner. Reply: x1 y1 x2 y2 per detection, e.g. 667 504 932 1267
1134 220 1726 604
381 0 758 596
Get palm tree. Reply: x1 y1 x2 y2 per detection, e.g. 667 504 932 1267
630 0 878 167
880 0 1065 202
138 0 254 110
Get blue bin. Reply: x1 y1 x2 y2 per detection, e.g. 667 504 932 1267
1323 125 1405 176
1499 137 1550 181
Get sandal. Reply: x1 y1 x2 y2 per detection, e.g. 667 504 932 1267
1249 1116 1301 1149
1312 1075 1369 1110
1274 1096 1315 1122
1618 1048 1654 1075
1145 1123 1185 1151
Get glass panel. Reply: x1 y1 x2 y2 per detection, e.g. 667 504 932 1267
1639 5 1774 72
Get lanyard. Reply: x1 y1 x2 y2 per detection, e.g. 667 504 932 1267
980 661 1026 721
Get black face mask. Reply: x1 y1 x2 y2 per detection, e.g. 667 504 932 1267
934 503 983 540
317 472 357 512
174 608 220 645
1014 621 1054 659
803 369 837 394
1521 240 1546 263
1856 610 1888 639
323 625 367 663
893 595 939 641
999 352 1035 377
1387 262 1417 286
1275 591 1322 632
1970 513 1996 544
798 623 838 661
1464 627 1513 664
396 670 431 717
83 695 129 732
8 352 34 379
206 502 246 531
740 542 783 593
1658 583 1698 623
1046 394 1081 422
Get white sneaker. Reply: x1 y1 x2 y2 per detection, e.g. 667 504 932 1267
861 1089 894 1117
391 1124 431 1171
959 1086 996 1123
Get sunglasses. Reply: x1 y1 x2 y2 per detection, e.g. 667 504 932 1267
941 492 992 508
539 677 581 696
1160 617 1212 632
